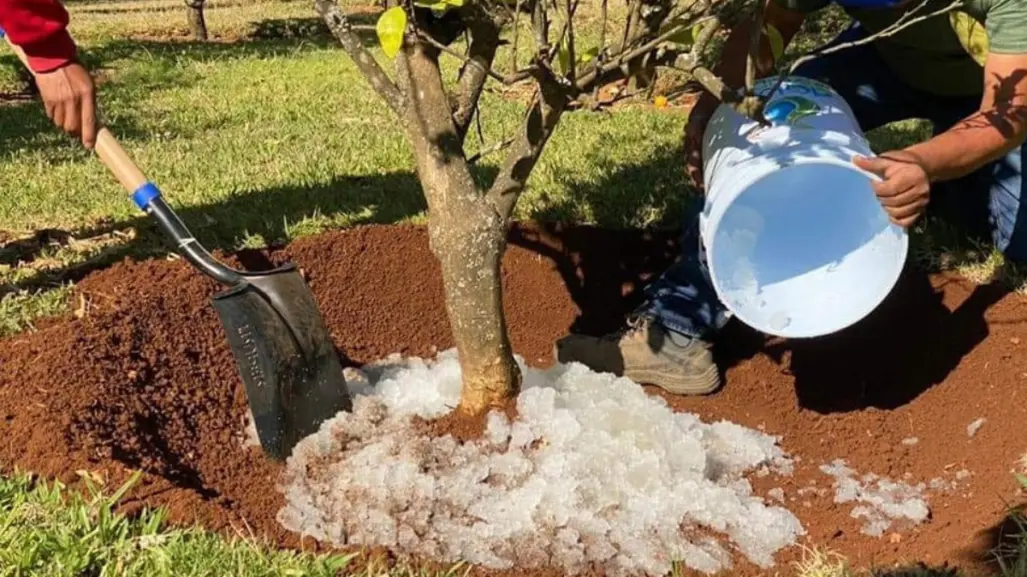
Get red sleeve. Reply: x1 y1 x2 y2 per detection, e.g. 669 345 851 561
0 0 77 73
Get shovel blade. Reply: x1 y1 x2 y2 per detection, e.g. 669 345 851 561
211 264 351 460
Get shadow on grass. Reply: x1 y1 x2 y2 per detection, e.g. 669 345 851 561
72 0 280 15
969 502 1027 577
0 12 383 149
525 143 693 229
248 16 378 42
88 12 381 59
0 48 166 159
0 97 154 162
0 169 432 297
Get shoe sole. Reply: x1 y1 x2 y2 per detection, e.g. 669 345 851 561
553 343 722 396
623 362 721 396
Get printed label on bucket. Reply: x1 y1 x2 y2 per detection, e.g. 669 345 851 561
741 76 867 147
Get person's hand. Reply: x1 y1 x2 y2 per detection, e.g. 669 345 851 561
853 150 931 229
34 62 97 149
684 95 719 191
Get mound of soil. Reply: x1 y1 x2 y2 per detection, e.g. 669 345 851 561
0 222 1025 576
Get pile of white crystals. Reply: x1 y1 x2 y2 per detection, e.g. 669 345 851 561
820 459 930 537
276 349 805 576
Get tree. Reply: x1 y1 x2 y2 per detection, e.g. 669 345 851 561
314 0 960 418
187 0 209 41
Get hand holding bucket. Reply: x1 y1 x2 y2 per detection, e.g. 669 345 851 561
699 76 909 339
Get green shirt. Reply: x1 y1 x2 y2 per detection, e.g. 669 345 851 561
772 0 1027 96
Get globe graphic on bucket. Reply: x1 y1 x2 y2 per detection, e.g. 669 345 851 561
700 76 908 339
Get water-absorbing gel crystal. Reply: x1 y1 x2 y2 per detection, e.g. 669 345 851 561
727 257 761 310
276 350 805 577
820 459 929 537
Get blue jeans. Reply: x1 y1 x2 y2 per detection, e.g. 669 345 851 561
640 23 1027 339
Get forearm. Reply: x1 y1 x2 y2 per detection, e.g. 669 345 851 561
0 0 77 73
905 107 1027 183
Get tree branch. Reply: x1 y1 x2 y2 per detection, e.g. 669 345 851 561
451 12 503 141
512 0 524 70
689 17 720 61
468 137 515 163
543 0 581 65
416 28 536 85
532 0 550 56
564 0 578 81
593 0 608 100
670 52 733 102
745 5 763 96
734 4 765 119
487 62 570 218
621 0 642 52
316 0 405 115
573 11 712 92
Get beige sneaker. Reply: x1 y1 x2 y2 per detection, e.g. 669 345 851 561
554 316 721 395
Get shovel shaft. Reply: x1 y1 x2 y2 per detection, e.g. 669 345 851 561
4 34 243 287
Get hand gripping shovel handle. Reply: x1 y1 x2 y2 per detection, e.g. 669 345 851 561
4 35 242 287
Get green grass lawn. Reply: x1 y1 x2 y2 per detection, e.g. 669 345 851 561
0 471 368 576
0 0 1024 575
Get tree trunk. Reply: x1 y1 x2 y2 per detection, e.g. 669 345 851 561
398 42 522 416
186 0 208 41
431 204 521 416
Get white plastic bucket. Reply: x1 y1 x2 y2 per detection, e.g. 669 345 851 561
699 75 908 339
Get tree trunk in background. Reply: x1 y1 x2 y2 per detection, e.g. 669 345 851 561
186 0 208 41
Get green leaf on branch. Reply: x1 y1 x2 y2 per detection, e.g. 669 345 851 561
764 23 785 62
413 0 463 14
557 43 599 75
376 6 407 59
666 22 703 47
576 45 599 66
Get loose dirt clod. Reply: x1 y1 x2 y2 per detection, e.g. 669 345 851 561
277 350 803 576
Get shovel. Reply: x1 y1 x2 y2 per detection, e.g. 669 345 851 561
3 35 352 461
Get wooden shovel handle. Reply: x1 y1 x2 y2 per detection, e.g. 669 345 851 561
3 36 148 194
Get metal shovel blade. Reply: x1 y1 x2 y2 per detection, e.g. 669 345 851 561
211 264 351 461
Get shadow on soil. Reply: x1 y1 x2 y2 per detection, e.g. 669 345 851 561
508 221 1013 415
502 141 1018 417
864 504 1027 577
756 266 1010 414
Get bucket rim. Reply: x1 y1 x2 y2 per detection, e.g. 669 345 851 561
703 155 909 339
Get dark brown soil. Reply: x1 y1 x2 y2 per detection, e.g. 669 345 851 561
1 222 1025 576
418 401 520 444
